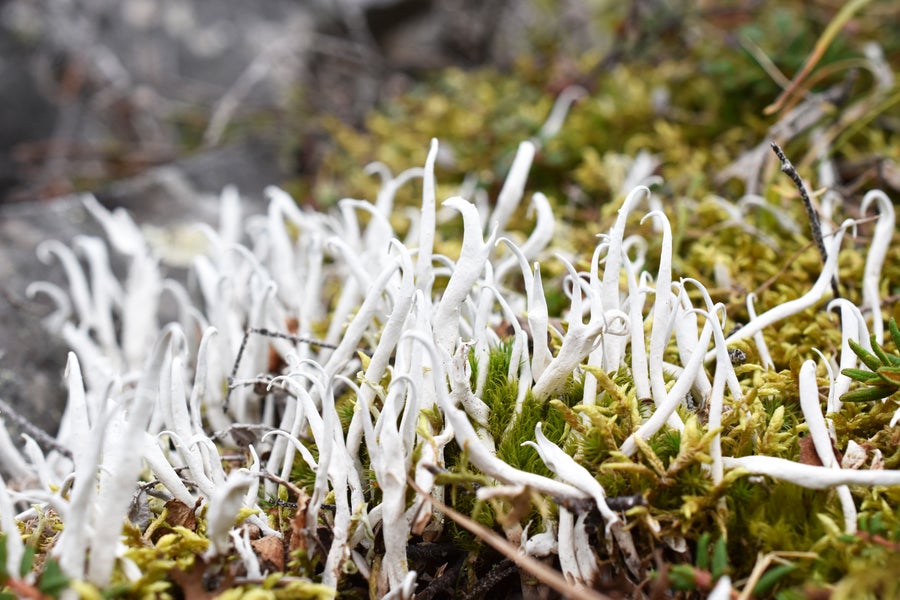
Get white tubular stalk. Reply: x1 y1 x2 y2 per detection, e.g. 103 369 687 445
706 308 731 487
746 293 774 369
36 240 93 334
218 185 242 247
204 471 255 558
322 257 401 380
231 528 261 579
433 197 493 356
416 139 439 291
684 278 744 483
448 341 493 449
709 222 849 361
533 257 621 401
672 286 711 403
860 190 894 344
58 353 90 467
25 281 72 331
557 507 583 585
620 317 713 457
537 85 586 141
382 571 418 600
709 575 733 600
582 242 608 408
494 192 555 284
161 354 215 496
0 474 24 578
143 433 196 505
0 418 32 482
359 377 411 592
81 194 145 257
798 360 857 533
522 423 620 530
366 164 423 248
491 141 535 237
601 186 650 318
121 248 161 371
529 263 553 382
643 211 677 413
624 253 651 400
89 325 180 586
73 236 121 357
473 266 495 398
574 512 600 587
828 299 870 414
53 384 109 579
189 327 218 434
522 522 558 557
723 456 900 488
482 284 533 437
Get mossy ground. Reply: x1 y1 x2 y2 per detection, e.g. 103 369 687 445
4 1 900 599
294 2 900 597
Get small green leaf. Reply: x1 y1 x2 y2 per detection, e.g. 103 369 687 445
840 368 881 382
840 386 896 403
889 318 900 351
711 537 729 579
864 513 886 535
38 559 70 596
850 339 885 371
871 337 896 367
0 534 8 583
18 546 34 579
877 366 900 385
752 564 797 596
668 564 698 591
696 532 711 571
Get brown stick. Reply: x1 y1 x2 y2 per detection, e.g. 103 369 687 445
407 476 614 600
769 142 840 301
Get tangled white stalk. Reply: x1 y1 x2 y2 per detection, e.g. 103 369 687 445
1 128 899 598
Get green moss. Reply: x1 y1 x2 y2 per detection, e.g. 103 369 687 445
13 1 900 597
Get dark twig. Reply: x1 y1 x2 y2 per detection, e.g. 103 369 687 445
606 493 646 512
225 327 338 410
415 557 464 600
209 423 276 444
770 141 841 301
0 396 72 460
257 470 309 504
466 558 518 600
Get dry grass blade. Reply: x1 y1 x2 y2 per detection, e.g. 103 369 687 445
764 0 873 115
407 477 614 600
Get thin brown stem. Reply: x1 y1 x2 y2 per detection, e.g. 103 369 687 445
408 476 614 600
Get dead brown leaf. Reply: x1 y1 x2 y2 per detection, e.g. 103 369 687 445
252 535 286 573
798 436 843 468
165 498 198 531
170 559 234 600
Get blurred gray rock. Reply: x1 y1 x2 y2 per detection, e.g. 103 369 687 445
0 136 281 437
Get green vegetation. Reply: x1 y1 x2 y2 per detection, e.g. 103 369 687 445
4 1 900 598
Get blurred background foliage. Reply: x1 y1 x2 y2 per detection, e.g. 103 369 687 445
301 0 899 211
